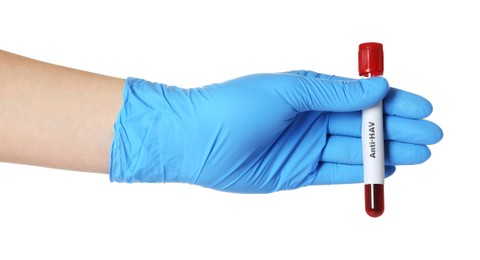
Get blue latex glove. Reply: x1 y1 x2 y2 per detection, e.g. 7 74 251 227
110 70 443 193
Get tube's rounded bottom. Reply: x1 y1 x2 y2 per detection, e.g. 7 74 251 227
365 184 384 217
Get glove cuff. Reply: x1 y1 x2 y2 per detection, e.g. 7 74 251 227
109 77 185 183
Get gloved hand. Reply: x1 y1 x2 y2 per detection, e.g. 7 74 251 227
110 70 443 193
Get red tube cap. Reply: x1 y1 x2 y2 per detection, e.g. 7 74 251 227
358 42 384 77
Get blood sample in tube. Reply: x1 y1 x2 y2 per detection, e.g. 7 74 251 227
359 42 385 218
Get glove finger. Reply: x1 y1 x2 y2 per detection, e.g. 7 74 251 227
283 70 352 81
320 135 432 165
276 74 389 113
327 112 443 145
284 70 434 119
383 88 433 119
312 163 396 185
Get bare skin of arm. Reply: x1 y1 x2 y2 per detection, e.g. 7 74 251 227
0 50 125 173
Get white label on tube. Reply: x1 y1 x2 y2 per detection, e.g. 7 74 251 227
362 101 385 184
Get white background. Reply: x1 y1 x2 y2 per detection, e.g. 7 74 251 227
1 0 477 259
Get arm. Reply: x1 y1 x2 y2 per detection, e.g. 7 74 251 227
0 50 442 193
0 50 124 173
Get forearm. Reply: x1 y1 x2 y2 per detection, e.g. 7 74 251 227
0 50 124 173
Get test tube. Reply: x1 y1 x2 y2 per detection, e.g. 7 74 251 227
358 42 385 218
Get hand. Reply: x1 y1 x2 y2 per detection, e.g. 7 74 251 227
110 70 443 193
